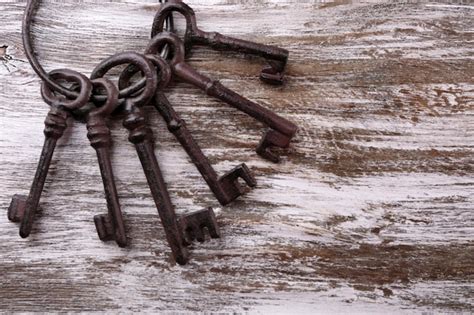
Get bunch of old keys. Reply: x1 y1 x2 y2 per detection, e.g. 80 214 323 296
8 0 297 265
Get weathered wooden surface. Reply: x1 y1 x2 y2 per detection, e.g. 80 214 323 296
0 0 473 313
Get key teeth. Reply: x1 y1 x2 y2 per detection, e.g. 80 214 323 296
8 195 27 223
175 252 190 266
256 146 281 163
256 129 293 163
237 164 257 187
260 57 287 85
260 66 285 86
94 214 127 247
179 208 221 246
217 164 257 205
94 214 115 242
221 164 257 187
193 226 206 243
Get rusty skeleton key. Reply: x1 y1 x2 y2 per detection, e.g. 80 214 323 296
85 78 128 247
151 1 289 85
119 55 256 205
145 32 298 163
91 52 220 264
8 69 92 237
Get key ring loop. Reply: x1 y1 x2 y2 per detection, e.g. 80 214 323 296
22 0 174 99
41 69 93 110
151 1 198 44
90 52 158 108
118 54 172 96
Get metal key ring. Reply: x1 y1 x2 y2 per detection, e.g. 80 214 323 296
90 52 158 108
89 78 121 118
118 54 172 96
151 1 199 49
41 69 93 110
23 0 174 100
146 32 186 70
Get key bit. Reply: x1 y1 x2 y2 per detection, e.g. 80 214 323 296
218 164 257 202
8 194 27 223
178 208 220 245
87 78 127 247
118 57 256 205
156 94 257 204
94 214 115 242
8 69 92 238
261 61 286 86
145 32 298 163
257 129 293 163
151 0 289 85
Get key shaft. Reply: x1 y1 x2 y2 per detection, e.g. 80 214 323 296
19 108 67 237
194 31 287 67
87 78 127 247
88 117 127 247
154 93 256 205
124 104 189 264
9 69 92 238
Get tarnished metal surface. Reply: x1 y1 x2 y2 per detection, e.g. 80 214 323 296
86 78 127 247
1 0 472 311
8 69 93 237
9 0 295 265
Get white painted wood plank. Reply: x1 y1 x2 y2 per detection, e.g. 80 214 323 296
0 0 473 313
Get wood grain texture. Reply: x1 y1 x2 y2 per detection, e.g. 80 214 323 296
0 0 473 313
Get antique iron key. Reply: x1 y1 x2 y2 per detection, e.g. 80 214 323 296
86 78 127 247
8 69 92 237
91 52 220 264
154 93 257 204
146 32 298 163
119 55 257 205
151 0 289 85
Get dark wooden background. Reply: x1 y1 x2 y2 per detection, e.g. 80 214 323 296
0 0 473 313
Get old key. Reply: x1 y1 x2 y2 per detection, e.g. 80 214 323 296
151 0 289 85
119 55 256 205
91 52 220 265
86 78 127 247
145 32 298 163
8 69 92 237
